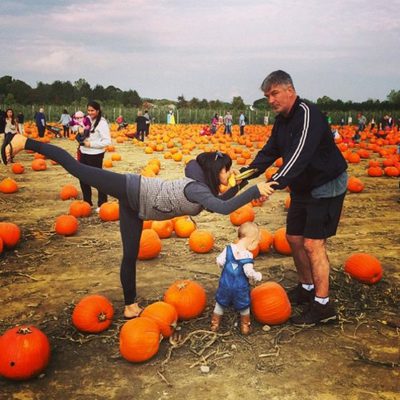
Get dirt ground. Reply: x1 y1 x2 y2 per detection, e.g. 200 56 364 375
0 131 399 400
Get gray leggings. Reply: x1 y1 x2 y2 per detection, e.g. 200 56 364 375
25 139 143 305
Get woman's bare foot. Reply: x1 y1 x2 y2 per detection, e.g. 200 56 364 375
4 133 27 163
124 303 143 319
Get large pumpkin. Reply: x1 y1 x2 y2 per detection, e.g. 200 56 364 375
72 294 114 333
188 230 214 253
55 215 78 236
164 280 207 320
273 227 292 255
0 325 51 380
0 222 21 249
141 301 178 338
344 253 383 284
251 282 291 325
119 317 160 363
138 229 162 260
258 228 274 253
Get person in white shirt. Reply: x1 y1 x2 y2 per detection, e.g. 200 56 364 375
210 222 262 335
77 101 111 211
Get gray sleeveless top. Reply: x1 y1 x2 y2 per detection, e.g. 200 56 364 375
126 174 203 220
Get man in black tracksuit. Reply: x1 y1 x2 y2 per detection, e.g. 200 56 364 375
245 70 348 325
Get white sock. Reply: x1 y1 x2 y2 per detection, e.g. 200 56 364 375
314 296 329 305
239 307 250 316
213 302 225 315
302 283 315 291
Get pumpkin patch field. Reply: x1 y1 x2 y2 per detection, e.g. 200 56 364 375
0 123 399 399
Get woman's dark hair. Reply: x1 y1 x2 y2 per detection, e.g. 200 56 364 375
5 108 16 125
63 109 68 114
196 152 232 196
87 100 102 131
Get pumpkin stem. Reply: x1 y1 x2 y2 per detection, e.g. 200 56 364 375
98 312 107 322
17 327 33 335
177 282 187 290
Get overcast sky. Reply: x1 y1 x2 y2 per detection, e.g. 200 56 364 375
1 0 399 104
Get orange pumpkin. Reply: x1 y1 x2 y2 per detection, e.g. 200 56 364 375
0 237 3 254
72 294 114 333
367 166 384 177
119 317 160 362
69 200 92 218
0 222 21 248
251 282 291 325
347 176 365 193
60 184 79 201
138 229 162 260
384 166 399 177
273 227 292 255
11 163 25 174
0 325 51 381
99 202 119 221
111 153 122 161
55 215 78 236
164 280 207 320
344 253 383 284
141 301 178 338
0 177 18 194
189 230 214 253
31 159 47 171
258 228 274 253
229 205 255 226
174 217 196 238
151 220 174 239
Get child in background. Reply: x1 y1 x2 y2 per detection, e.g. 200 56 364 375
70 111 91 144
211 222 262 335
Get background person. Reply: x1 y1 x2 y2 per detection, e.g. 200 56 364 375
135 111 148 142
223 111 233 134
239 112 246 135
77 101 111 212
17 111 25 135
35 107 46 138
242 70 348 326
58 109 72 138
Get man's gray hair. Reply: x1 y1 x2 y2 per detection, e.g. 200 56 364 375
260 70 295 92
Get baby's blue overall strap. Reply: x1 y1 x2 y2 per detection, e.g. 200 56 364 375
225 245 253 267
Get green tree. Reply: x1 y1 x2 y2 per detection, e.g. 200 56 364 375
177 95 188 108
231 96 245 110
387 90 400 105
8 79 32 104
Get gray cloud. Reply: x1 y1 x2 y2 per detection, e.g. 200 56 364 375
1 0 399 103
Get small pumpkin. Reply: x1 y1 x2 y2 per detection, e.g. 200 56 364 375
344 253 383 284
174 217 196 238
72 294 114 333
164 280 207 320
188 230 214 253
69 200 92 218
99 202 119 221
151 220 174 239
60 184 79 201
0 325 51 381
347 176 365 193
273 227 292 255
229 205 255 226
258 228 274 254
31 159 47 171
138 229 162 260
119 317 160 362
0 177 18 194
141 301 178 338
11 163 25 174
55 214 78 236
0 222 21 248
251 282 291 325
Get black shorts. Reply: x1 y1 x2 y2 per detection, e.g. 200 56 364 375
286 192 345 239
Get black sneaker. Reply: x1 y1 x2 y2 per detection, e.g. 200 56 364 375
287 283 315 305
291 301 337 326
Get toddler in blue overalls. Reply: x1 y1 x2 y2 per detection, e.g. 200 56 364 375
211 222 262 335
